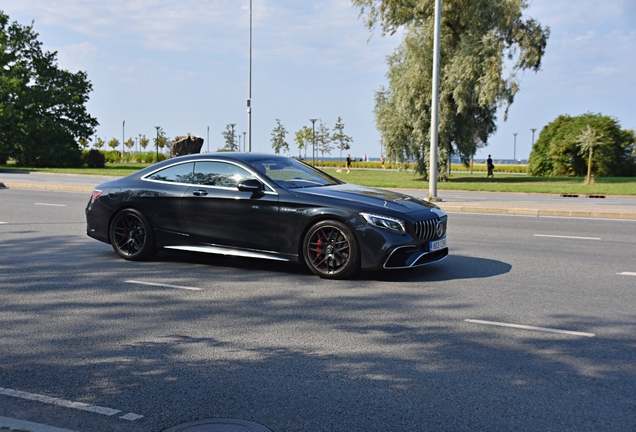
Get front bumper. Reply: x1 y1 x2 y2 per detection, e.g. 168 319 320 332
383 242 448 269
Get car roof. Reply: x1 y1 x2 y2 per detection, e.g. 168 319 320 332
171 152 289 163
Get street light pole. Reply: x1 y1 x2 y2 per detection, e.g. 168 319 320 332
138 133 142 155
122 120 125 162
309 119 317 165
229 124 236 151
207 126 209 153
155 126 160 163
513 132 518 162
531 128 537 145
428 0 442 202
243 132 246 152
247 0 252 152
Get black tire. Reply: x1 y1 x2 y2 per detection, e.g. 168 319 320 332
302 220 360 279
109 209 156 261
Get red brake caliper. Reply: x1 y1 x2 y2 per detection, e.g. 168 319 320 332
315 235 324 261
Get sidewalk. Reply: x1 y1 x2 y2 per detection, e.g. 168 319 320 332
1 173 636 220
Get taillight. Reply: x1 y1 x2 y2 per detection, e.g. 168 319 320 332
90 189 102 199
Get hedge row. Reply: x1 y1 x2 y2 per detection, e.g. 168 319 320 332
314 160 529 173
81 150 168 166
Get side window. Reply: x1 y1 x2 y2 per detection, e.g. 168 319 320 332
193 161 254 188
146 163 194 184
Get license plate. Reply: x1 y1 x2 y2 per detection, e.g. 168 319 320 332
430 237 447 252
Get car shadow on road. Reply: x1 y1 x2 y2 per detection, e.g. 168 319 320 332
359 254 511 282
150 250 510 283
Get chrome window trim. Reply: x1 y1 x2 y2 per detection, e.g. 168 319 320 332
141 159 278 195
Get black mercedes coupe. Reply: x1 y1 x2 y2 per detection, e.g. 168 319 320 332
85 153 448 279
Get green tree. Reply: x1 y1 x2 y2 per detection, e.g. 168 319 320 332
78 137 89 150
528 113 636 177
576 125 604 185
149 128 168 161
220 125 238 151
93 137 105 149
154 129 169 152
107 138 119 150
315 120 333 162
352 0 549 178
294 126 313 159
124 137 134 154
270 119 289 154
331 116 353 166
0 11 98 167
139 135 149 150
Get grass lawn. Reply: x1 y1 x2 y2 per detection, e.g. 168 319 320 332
325 168 636 195
2 163 635 195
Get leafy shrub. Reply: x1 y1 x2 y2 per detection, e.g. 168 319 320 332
104 150 121 163
83 149 105 168
528 113 636 177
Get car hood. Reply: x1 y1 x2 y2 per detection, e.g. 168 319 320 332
292 183 440 214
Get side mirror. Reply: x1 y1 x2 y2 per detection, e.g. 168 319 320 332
237 179 264 193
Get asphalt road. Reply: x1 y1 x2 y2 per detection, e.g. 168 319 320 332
1 188 635 432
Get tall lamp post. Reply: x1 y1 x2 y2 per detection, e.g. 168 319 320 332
155 126 160 163
207 126 210 153
229 124 236 151
138 134 142 155
309 119 317 165
247 0 252 152
513 132 518 162
428 0 442 202
243 132 246 152
530 128 537 145
122 120 125 161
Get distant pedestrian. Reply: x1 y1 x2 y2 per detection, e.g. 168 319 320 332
346 154 351 173
486 155 494 177
381 155 385 169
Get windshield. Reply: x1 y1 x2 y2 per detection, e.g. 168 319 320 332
249 157 343 189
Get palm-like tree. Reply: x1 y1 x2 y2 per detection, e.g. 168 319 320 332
576 125 604 185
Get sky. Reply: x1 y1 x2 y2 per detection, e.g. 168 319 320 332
1 0 635 161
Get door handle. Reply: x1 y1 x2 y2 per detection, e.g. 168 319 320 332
192 189 208 196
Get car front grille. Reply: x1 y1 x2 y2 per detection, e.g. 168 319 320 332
414 217 446 240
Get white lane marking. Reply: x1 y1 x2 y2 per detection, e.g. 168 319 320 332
34 203 67 207
0 387 142 420
618 272 636 276
534 234 600 240
464 319 595 337
0 221 6 224
0 415 79 432
125 280 202 291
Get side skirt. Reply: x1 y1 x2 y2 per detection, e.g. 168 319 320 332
164 244 295 262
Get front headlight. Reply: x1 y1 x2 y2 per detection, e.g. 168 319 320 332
360 213 406 235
